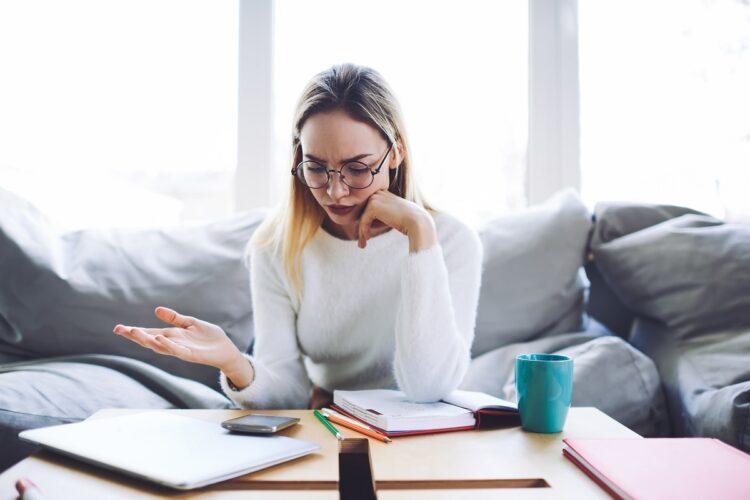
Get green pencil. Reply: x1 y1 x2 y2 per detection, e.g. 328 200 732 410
313 409 344 441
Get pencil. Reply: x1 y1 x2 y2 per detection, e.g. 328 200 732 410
321 408 392 443
313 409 343 440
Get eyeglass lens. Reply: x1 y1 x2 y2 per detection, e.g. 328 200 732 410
296 161 374 189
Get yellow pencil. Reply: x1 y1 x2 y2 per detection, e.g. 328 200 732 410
321 408 392 443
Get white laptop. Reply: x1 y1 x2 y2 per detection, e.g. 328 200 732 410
19 411 320 490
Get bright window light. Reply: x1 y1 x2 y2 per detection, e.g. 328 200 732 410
579 0 750 221
0 0 238 230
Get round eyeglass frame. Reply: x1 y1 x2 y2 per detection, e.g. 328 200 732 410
291 142 394 189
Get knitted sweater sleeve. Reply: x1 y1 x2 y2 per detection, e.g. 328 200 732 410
392 216 483 402
218 244 312 409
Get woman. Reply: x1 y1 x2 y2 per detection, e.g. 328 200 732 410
113 63 483 410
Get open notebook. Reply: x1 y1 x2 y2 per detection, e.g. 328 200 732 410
332 389 519 437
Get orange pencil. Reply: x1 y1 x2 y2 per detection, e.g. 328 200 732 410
321 409 392 443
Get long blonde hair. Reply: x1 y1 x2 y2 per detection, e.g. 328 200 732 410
250 63 433 300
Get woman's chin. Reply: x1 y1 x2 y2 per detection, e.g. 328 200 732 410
326 212 355 225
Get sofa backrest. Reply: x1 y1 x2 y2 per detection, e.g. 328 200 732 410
0 186 264 389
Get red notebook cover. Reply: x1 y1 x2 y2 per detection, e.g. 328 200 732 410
563 437 750 500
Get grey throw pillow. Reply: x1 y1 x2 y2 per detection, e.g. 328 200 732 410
473 188 592 356
503 336 668 437
0 187 263 388
593 213 750 339
589 201 707 248
461 324 669 436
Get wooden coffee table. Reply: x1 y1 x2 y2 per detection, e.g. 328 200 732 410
0 407 639 499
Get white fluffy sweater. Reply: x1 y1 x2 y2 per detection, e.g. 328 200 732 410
218 211 483 408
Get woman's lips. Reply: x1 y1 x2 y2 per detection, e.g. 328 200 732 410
327 204 355 216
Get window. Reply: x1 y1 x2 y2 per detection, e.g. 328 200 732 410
579 0 750 220
7 1 741 230
0 0 238 230
272 0 528 227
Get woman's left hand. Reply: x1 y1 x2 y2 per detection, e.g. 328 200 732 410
356 189 437 252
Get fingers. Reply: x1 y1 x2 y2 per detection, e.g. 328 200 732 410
113 324 172 338
358 209 376 249
117 325 176 337
357 208 386 248
356 190 398 248
154 306 195 328
113 324 191 359
357 194 382 249
154 335 192 359
113 325 169 355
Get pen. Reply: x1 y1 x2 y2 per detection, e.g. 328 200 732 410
322 408 392 443
313 409 343 440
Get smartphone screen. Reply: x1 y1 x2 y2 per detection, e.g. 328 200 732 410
221 414 300 434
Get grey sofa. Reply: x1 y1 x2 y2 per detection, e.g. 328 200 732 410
587 202 750 452
1 187 748 473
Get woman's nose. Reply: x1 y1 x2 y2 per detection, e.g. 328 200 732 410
326 171 349 199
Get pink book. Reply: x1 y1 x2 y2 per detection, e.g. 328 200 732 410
563 437 750 500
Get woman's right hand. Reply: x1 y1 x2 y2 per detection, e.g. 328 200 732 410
112 306 254 388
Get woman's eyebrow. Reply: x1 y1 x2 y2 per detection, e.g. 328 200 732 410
303 153 373 164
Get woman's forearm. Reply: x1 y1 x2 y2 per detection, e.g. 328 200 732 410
394 223 483 402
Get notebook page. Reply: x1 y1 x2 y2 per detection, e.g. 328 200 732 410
337 389 471 418
442 390 518 412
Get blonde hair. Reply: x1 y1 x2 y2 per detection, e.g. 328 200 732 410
249 63 433 301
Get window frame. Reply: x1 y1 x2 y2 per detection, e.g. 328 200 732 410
235 0 581 211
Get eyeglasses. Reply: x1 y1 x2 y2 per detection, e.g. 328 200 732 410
291 142 394 190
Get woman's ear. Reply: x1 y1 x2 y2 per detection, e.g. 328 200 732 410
389 140 405 170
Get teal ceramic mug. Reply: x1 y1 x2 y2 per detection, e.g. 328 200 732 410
515 353 573 433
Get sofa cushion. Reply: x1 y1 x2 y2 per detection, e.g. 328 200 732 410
462 321 669 437
584 202 710 337
548 336 668 437
630 318 750 452
0 186 263 389
593 213 750 340
461 325 607 396
473 188 592 355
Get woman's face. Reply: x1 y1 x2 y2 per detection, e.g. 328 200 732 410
299 109 398 235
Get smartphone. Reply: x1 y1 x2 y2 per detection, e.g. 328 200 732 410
221 414 300 434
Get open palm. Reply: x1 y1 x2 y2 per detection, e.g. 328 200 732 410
113 306 238 370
